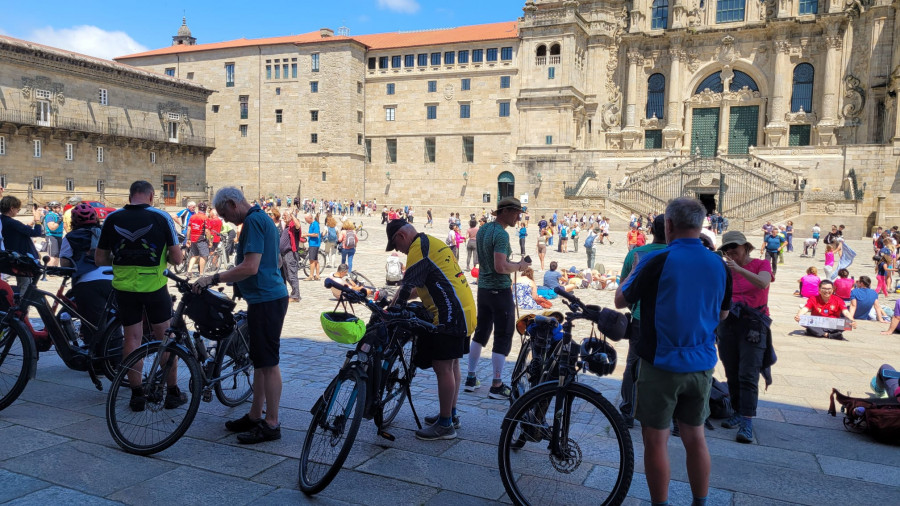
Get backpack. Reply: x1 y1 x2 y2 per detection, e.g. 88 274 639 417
343 230 357 249
386 257 403 281
829 388 900 444
708 377 734 419
326 226 338 242
584 234 596 249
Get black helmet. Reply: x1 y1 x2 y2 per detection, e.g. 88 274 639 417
580 337 617 377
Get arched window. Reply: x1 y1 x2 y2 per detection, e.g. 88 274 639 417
498 171 515 201
646 73 666 119
695 70 759 94
651 0 669 30
716 0 745 23
550 44 561 56
536 45 547 57
798 0 817 15
791 63 814 113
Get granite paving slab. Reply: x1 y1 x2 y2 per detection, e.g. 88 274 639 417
0 469 50 503
5 485 124 505
108 466 273 506
0 425 70 461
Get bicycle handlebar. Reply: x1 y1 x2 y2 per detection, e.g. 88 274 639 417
44 266 76 277
553 287 628 341
324 278 437 333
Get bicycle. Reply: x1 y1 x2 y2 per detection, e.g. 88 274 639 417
298 278 433 495
509 313 565 405
204 233 231 274
0 251 124 411
498 287 634 506
105 270 253 455
348 270 375 292
297 247 327 277
354 222 369 241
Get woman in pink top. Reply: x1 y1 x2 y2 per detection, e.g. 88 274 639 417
833 268 854 302
465 219 479 271
453 224 465 261
717 231 773 444
797 266 821 298
824 244 836 280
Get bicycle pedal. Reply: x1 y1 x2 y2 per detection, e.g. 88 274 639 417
202 389 212 402
377 430 395 441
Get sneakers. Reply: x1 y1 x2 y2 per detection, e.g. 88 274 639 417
237 420 282 444
463 375 480 392
871 376 887 398
225 413 261 432
424 414 460 429
164 387 188 409
736 418 755 444
488 383 512 400
721 413 742 429
129 389 146 412
415 421 457 441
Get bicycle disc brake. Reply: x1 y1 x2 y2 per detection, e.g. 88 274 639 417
548 439 582 474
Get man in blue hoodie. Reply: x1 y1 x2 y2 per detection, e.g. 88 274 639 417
615 197 731 506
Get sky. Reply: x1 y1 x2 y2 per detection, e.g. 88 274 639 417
0 0 525 60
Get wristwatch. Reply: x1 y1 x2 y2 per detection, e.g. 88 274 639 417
212 273 220 285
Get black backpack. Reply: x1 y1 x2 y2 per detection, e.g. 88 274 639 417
709 377 734 419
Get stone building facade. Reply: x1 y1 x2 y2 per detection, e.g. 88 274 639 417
118 2 900 230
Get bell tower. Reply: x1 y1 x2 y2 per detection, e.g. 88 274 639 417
172 17 196 46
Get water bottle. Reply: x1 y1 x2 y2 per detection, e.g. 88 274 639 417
58 312 78 343
853 406 866 418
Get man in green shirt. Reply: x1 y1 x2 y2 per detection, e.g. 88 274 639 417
618 213 667 427
466 197 531 400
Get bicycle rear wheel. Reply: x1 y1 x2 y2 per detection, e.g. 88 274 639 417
357 229 368 241
106 341 202 455
377 336 416 427
349 271 376 292
498 382 634 506
213 318 253 407
509 338 534 404
299 368 366 495
0 323 35 411
93 319 124 382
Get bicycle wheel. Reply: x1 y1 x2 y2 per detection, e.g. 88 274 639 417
299 368 366 495
318 251 328 267
349 271 376 292
300 254 310 277
0 322 35 411
498 382 634 506
509 338 534 404
106 341 202 455
357 229 368 241
213 318 253 407
377 335 416 427
172 251 189 274
205 252 221 274
92 318 124 382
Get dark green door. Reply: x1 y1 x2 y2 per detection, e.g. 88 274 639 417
498 171 515 202
728 106 759 155
691 108 720 158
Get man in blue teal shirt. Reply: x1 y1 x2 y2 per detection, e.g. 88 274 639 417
195 187 289 444
43 201 64 268
304 213 321 280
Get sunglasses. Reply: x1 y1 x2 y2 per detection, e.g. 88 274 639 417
721 243 740 252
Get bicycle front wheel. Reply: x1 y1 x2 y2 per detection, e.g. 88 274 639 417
106 341 202 455
357 229 368 241
0 323 35 411
299 368 366 495
213 318 253 407
498 382 634 506
509 338 534 405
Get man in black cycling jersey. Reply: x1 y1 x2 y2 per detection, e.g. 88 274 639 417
96 181 184 411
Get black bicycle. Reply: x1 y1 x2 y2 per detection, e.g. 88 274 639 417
0 251 124 411
298 278 432 495
498 288 634 506
105 270 252 455
297 247 328 277
509 313 565 405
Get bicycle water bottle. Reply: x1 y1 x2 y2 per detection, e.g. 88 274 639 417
58 312 79 343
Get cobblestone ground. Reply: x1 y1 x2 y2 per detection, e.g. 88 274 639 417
1 222 898 505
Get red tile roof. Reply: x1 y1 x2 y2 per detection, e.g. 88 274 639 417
116 22 518 60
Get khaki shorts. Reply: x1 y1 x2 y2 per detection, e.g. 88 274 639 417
634 359 712 429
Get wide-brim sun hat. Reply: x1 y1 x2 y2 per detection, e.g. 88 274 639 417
719 230 749 251
491 197 524 216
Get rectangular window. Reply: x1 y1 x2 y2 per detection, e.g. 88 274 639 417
486 48 498 62
0 136 5 155
65 143 73 160
36 101 50 126
418 53 428 66
428 80 437 92
458 50 469 64
357 133 363 145
500 76 511 88
425 137 436 163
548 67 556 79
65 178 75 192
716 0 746 23
546 135 553 145
405 54 415 67
292 63 298 78
391 55 402 68
322 171 327 182
266 65 272 79
358 81 363 93
239 95 249 119
275 109 283 123
426 105 437 120
368 57 376 70
501 47 513 61
0 175 6 188
499 101 510 117
212 105 219 113
385 107 396 121
33 139 41 158
460 103 471 119
225 63 235 87
150 151 156 164
379 56 389 69
645 129 663 149
165 67 175 77
461 78 471 91
97 146 104 162
282 64 288 78
310 110 319 121
651 0 669 29
275 65 281 79
463 136 474 163
431 52 441 66
789 124 811 146
33 176 43 190
240 125 248 137
275 87 281 95
98 88 108 105
311 133 318 144
444 51 455 65
472 49 483 62
96 179 104 192
365 138 372 162
186 72 194 79
386 138 397 164
312 53 320 72
310 81 319 93
358 111 363 123
387 83 395 95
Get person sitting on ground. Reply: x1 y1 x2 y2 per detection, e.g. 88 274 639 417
880 298 900 334
327 263 372 299
514 267 546 310
796 266 820 298
834 268 854 303
849 276 889 322
542 261 576 292
794 279 857 340
870 364 900 401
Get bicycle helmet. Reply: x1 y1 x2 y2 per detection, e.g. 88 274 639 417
71 202 99 228
185 288 236 340
321 311 366 344
580 337 617 377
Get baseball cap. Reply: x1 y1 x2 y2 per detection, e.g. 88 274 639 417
385 219 408 252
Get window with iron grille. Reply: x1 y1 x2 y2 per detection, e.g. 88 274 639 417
646 73 666 119
645 130 663 149
275 110 283 123
311 133 318 144
99 88 108 105
651 0 669 29
789 125 811 146
97 146 104 163
791 63 814 113
0 136 5 155
311 110 319 121
33 176 43 190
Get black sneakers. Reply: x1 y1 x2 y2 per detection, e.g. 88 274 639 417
225 413 261 432
237 420 282 444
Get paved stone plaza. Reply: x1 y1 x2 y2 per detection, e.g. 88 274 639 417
1 223 898 505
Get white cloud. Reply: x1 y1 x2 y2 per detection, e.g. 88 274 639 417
377 0 420 14
26 25 148 60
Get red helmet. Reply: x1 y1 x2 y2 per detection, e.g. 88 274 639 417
71 202 99 228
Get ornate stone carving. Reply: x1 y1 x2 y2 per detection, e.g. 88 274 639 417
774 39 791 54
824 21 844 50
601 87 623 129
844 0 870 17
158 101 190 123
689 88 762 105
21 76 65 107
785 109 818 124
841 75 865 121
626 50 643 66
717 36 738 65
640 115 661 129
686 49 702 73
443 84 454 102
889 65 900 94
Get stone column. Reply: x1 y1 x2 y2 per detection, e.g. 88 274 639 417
816 19 843 145
622 49 643 148
764 30 791 147
663 38 685 149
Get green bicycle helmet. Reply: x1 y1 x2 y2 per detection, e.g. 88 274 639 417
321 311 366 344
